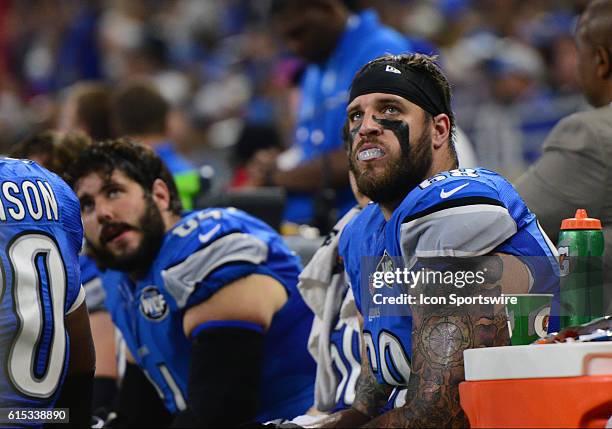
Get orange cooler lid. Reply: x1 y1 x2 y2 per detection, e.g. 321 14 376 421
560 209 602 230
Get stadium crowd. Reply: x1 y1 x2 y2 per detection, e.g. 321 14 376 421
0 0 587 181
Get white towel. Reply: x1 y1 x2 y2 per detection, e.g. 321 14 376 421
297 207 361 411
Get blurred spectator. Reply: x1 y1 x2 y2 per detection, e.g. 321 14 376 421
98 0 149 82
230 123 284 188
456 37 582 178
10 0 103 95
58 81 115 140
515 0 612 313
125 30 191 107
525 11 580 94
262 0 414 231
0 75 30 153
53 1 104 89
113 81 200 209
472 39 545 178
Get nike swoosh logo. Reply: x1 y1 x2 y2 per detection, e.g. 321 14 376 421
198 224 221 244
440 182 469 199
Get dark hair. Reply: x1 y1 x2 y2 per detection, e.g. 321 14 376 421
10 131 92 179
133 31 168 69
113 82 169 136
352 53 458 165
69 82 115 140
67 138 182 215
232 124 283 166
269 0 335 16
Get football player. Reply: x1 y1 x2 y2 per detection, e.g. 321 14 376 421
291 107 482 424
10 132 119 417
0 158 95 427
67 139 316 427
320 53 559 427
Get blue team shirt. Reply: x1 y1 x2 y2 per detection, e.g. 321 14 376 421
333 206 387 410
154 142 195 175
103 208 316 421
80 254 106 312
0 159 83 418
341 168 559 388
285 10 414 224
339 203 387 320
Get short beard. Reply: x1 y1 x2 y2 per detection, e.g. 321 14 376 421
87 195 167 279
349 126 432 206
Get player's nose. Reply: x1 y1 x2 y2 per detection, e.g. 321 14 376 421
95 200 114 223
359 111 383 137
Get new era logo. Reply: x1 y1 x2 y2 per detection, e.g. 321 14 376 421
385 65 401 74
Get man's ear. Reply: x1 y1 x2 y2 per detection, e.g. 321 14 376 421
151 178 171 211
431 113 451 151
596 46 611 79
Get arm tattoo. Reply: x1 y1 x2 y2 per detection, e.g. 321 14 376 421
363 254 512 428
352 332 393 418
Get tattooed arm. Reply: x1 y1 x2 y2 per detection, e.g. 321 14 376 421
352 331 394 418
361 254 515 428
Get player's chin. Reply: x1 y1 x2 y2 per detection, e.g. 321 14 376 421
105 243 142 264
106 248 145 270
355 162 387 179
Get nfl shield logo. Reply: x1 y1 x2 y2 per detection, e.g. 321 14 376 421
140 286 169 321
369 250 396 295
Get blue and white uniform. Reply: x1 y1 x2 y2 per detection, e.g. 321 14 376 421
339 202 398 408
0 159 84 416
103 208 316 422
348 167 559 389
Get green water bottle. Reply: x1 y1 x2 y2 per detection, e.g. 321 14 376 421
557 209 604 329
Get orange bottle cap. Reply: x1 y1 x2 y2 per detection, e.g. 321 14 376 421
560 209 602 230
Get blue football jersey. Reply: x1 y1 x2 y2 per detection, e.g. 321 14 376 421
339 203 388 317
356 167 559 387
338 203 401 392
80 254 106 312
103 208 316 422
0 159 84 415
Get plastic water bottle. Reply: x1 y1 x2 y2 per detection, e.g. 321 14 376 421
557 209 604 329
